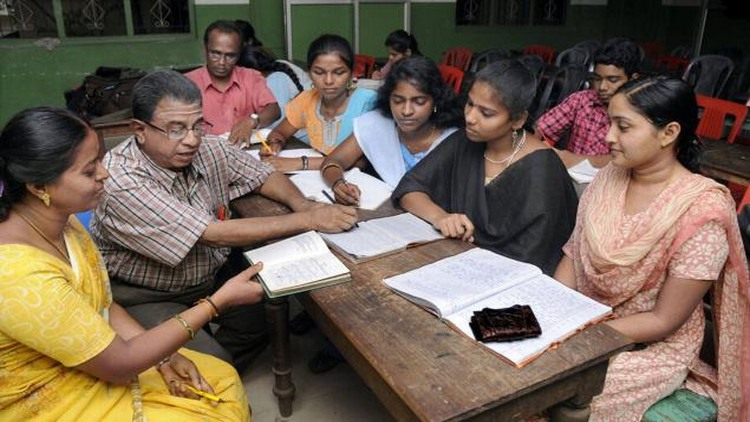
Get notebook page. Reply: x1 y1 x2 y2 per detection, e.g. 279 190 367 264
243 231 329 267
445 274 611 366
320 213 442 258
289 169 393 210
383 248 541 318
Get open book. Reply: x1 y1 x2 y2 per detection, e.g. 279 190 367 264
320 213 443 263
383 248 611 367
288 168 393 210
243 231 351 298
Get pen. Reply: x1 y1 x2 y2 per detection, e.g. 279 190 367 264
182 383 224 402
321 189 360 228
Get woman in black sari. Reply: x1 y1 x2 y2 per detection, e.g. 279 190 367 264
392 60 578 274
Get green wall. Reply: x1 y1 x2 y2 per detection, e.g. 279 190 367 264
2 1 749 125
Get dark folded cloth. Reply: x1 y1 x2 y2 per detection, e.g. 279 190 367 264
469 305 542 343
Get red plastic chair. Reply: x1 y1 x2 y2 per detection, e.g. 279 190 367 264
438 64 464 94
441 47 474 72
696 94 749 144
353 54 376 78
522 44 556 64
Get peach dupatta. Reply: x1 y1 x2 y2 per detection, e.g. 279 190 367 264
579 165 750 421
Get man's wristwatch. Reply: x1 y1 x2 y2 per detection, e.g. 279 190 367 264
250 113 260 128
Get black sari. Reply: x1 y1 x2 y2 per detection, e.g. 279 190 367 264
392 130 578 275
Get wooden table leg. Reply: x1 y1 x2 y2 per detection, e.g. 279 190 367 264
549 360 609 422
266 297 295 417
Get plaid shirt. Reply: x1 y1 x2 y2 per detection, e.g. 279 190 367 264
535 90 611 156
91 137 273 291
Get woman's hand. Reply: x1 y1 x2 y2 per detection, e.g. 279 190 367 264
435 213 475 242
212 263 266 310
262 156 302 173
333 181 361 206
158 353 217 403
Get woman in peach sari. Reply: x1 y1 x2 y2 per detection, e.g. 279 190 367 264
554 76 749 421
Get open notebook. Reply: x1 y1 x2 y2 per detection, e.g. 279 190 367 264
289 168 393 210
383 248 611 367
320 213 443 263
243 231 351 298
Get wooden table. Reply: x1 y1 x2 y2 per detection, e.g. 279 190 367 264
231 195 631 421
701 141 750 185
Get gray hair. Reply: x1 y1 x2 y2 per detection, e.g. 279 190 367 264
132 70 202 122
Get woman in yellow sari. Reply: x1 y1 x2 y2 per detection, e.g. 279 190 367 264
0 107 262 421
555 76 749 421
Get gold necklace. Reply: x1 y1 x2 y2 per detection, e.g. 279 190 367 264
17 213 70 263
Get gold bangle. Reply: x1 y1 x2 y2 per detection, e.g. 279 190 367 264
204 296 220 317
321 161 343 176
173 314 196 340
155 356 171 371
195 297 219 319
331 178 347 191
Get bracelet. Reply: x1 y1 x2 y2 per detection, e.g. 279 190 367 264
172 314 196 340
155 356 171 371
332 178 347 190
321 161 343 175
301 155 309 171
195 297 220 319
196 300 216 320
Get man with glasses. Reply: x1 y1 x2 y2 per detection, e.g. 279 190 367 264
535 37 640 168
186 20 281 145
91 70 357 371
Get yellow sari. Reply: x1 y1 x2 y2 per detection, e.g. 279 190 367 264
0 217 250 421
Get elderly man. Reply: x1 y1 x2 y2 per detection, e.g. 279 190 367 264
186 20 280 144
91 70 356 369
535 37 641 168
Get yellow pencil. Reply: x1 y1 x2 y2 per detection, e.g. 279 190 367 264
255 130 273 153
183 383 224 402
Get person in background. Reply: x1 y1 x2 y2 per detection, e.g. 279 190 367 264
393 60 578 275
535 37 640 168
186 20 280 145
321 56 462 205
262 34 376 172
234 19 262 47
91 70 357 371
0 106 258 420
238 45 305 130
371 30 421 81
554 76 749 420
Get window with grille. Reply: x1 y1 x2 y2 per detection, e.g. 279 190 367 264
456 0 568 26
0 0 190 38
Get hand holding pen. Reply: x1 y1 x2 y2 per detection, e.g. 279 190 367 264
331 177 361 207
322 189 359 228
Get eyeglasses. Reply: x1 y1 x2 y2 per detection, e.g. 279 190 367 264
142 120 212 141
207 50 239 63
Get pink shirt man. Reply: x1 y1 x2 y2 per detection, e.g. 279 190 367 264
187 66 277 135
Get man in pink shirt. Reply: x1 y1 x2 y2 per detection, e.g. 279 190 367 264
535 38 640 168
187 20 280 145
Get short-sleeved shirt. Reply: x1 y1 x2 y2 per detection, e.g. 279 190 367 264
91 137 273 291
285 88 376 154
186 66 277 135
535 89 611 156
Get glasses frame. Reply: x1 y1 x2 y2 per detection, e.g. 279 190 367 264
140 120 212 142
207 49 240 63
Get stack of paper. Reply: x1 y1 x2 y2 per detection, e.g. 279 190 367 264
568 159 599 184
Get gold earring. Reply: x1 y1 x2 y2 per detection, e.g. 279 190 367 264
41 190 51 207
